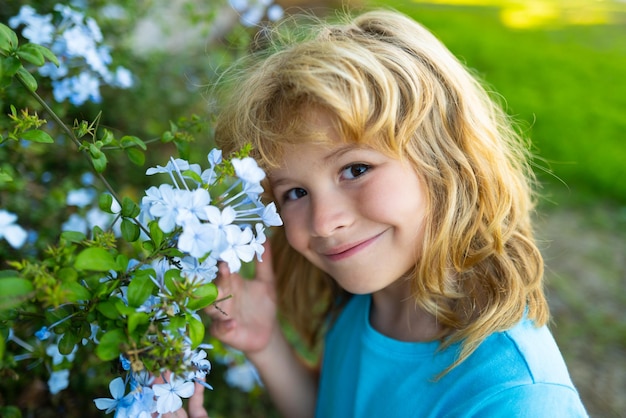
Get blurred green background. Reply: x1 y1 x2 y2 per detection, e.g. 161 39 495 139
1 0 625 417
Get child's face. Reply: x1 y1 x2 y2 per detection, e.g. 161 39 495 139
269 112 427 295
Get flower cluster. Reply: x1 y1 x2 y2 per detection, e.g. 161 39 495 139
92 150 279 415
9 4 132 105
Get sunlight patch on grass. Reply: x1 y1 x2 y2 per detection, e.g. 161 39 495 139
412 0 626 28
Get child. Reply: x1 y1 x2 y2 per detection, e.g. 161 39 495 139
204 9 588 418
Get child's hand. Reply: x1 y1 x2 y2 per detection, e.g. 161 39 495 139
206 241 279 356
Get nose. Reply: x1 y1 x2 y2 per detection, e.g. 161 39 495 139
310 192 352 237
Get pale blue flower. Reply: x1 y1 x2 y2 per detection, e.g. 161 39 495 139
267 4 284 21
207 149 223 167
241 4 265 27
62 213 88 234
250 223 267 261
94 377 131 414
35 326 51 341
0 210 28 249
152 375 195 414
66 188 96 207
113 67 133 88
46 343 77 366
126 386 157 418
178 256 218 283
176 188 211 226
48 369 70 394
148 184 183 233
119 354 131 371
225 360 261 392
178 221 221 258
232 157 266 185
63 25 96 57
8 5 38 28
81 172 95 186
220 226 255 273
261 202 283 226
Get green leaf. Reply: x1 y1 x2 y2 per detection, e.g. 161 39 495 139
75 248 118 272
126 147 145 166
20 129 54 144
149 221 164 248
0 405 21 418
0 277 34 311
96 328 127 361
186 283 218 311
0 333 5 366
17 44 45 66
120 135 147 150
121 218 140 242
58 330 80 355
91 153 107 173
128 312 149 335
16 66 37 91
1 56 21 78
98 193 114 213
127 273 154 308
187 315 205 348
121 197 140 218
61 281 91 302
29 43 59 66
0 23 18 54
96 300 119 320
60 231 86 243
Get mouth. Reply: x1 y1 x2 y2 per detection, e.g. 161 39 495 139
322 231 385 262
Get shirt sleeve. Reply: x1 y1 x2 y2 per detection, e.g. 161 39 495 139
466 383 589 418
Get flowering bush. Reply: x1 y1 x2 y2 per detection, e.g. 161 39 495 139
1 2 284 417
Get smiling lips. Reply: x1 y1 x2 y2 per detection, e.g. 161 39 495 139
322 232 384 261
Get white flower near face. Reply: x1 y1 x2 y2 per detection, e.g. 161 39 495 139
176 188 211 226
152 375 195 414
261 202 283 226
232 157 266 185
220 225 255 273
178 220 222 259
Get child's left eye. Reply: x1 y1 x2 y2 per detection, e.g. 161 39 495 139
341 163 370 180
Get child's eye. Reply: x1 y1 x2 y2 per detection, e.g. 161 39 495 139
341 163 370 180
284 187 308 201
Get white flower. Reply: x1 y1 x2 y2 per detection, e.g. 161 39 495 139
261 202 283 226
220 226 255 273
66 188 96 207
0 210 28 249
94 377 131 413
153 375 195 414
232 157 266 185
48 369 70 394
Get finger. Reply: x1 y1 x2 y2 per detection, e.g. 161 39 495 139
255 240 275 284
188 381 209 418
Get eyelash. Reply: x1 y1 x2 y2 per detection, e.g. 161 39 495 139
281 163 371 202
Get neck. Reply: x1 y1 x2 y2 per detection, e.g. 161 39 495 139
369 280 441 342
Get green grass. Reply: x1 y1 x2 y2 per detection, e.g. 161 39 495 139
368 1 626 204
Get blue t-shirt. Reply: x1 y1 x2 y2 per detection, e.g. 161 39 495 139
315 294 588 417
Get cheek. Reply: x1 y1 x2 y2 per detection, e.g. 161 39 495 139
281 211 307 252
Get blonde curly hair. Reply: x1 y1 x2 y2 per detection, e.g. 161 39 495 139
214 9 548 372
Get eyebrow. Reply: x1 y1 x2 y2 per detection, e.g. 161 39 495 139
269 143 361 189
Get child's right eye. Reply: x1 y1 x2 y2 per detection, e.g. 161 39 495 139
284 188 307 201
